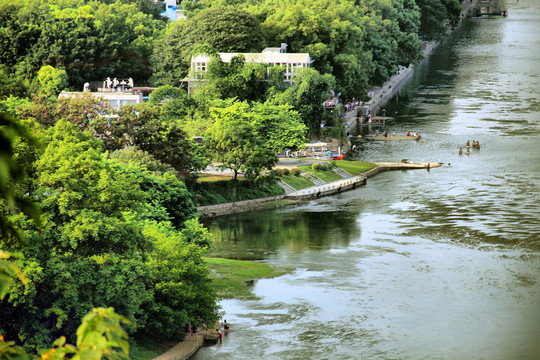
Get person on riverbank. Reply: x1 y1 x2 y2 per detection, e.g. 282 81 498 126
218 329 223 343
188 325 194 340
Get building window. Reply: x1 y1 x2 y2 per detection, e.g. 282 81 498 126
195 62 207 72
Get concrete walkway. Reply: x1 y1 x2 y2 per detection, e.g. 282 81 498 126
151 335 203 360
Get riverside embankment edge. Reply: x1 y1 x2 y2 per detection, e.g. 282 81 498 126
157 35 447 360
197 161 443 218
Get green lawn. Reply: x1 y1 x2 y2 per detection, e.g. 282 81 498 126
298 165 342 182
280 174 315 190
205 257 291 300
332 160 376 175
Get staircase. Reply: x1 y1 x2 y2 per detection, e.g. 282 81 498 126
303 173 325 186
333 167 352 178
278 180 297 194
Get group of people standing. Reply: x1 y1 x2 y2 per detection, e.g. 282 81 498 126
185 324 198 341
217 320 231 344
459 140 480 155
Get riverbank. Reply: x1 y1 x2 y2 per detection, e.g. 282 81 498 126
156 36 446 360
361 40 439 118
198 161 442 218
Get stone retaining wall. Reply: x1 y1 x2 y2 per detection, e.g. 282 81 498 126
285 176 367 200
198 195 288 218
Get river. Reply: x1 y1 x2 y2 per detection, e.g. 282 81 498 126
195 1 540 359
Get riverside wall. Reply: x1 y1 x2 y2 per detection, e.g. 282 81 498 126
197 162 441 218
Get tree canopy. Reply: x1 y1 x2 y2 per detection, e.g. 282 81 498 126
0 117 218 351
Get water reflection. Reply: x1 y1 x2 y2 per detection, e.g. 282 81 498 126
195 2 540 359
203 209 362 260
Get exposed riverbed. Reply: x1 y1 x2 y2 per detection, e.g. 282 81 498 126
195 2 540 359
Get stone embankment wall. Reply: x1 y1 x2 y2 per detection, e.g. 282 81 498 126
197 162 442 218
198 195 288 218
285 175 366 200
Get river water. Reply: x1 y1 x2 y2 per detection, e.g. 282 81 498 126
195 2 540 359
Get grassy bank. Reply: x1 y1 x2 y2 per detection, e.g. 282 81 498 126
192 177 285 206
280 174 314 189
332 160 377 175
298 164 342 182
205 257 291 300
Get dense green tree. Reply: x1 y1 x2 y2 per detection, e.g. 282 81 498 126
203 54 269 102
205 101 275 184
1 119 217 350
258 0 370 99
0 112 40 244
0 65 28 100
8 94 206 177
392 0 423 66
152 6 265 86
416 0 461 41
0 0 165 90
144 219 218 336
29 66 68 97
1 120 152 348
270 68 335 134
205 100 306 193
251 102 307 153
149 85 198 124
110 103 208 175
108 146 178 177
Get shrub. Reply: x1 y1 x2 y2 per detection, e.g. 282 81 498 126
282 168 290 176
291 168 301 177
318 164 327 171
273 169 284 177
311 163 320 171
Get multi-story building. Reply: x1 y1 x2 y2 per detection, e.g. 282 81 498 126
188 44 312 89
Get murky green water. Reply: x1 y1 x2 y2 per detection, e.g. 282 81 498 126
195 2 540 359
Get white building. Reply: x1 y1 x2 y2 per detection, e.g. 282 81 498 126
189 44 313 85
58 78 156 111
59 91 143 109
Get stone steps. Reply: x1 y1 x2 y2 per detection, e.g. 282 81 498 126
278 180 296 194
332 167 352 178
303 173 325 186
